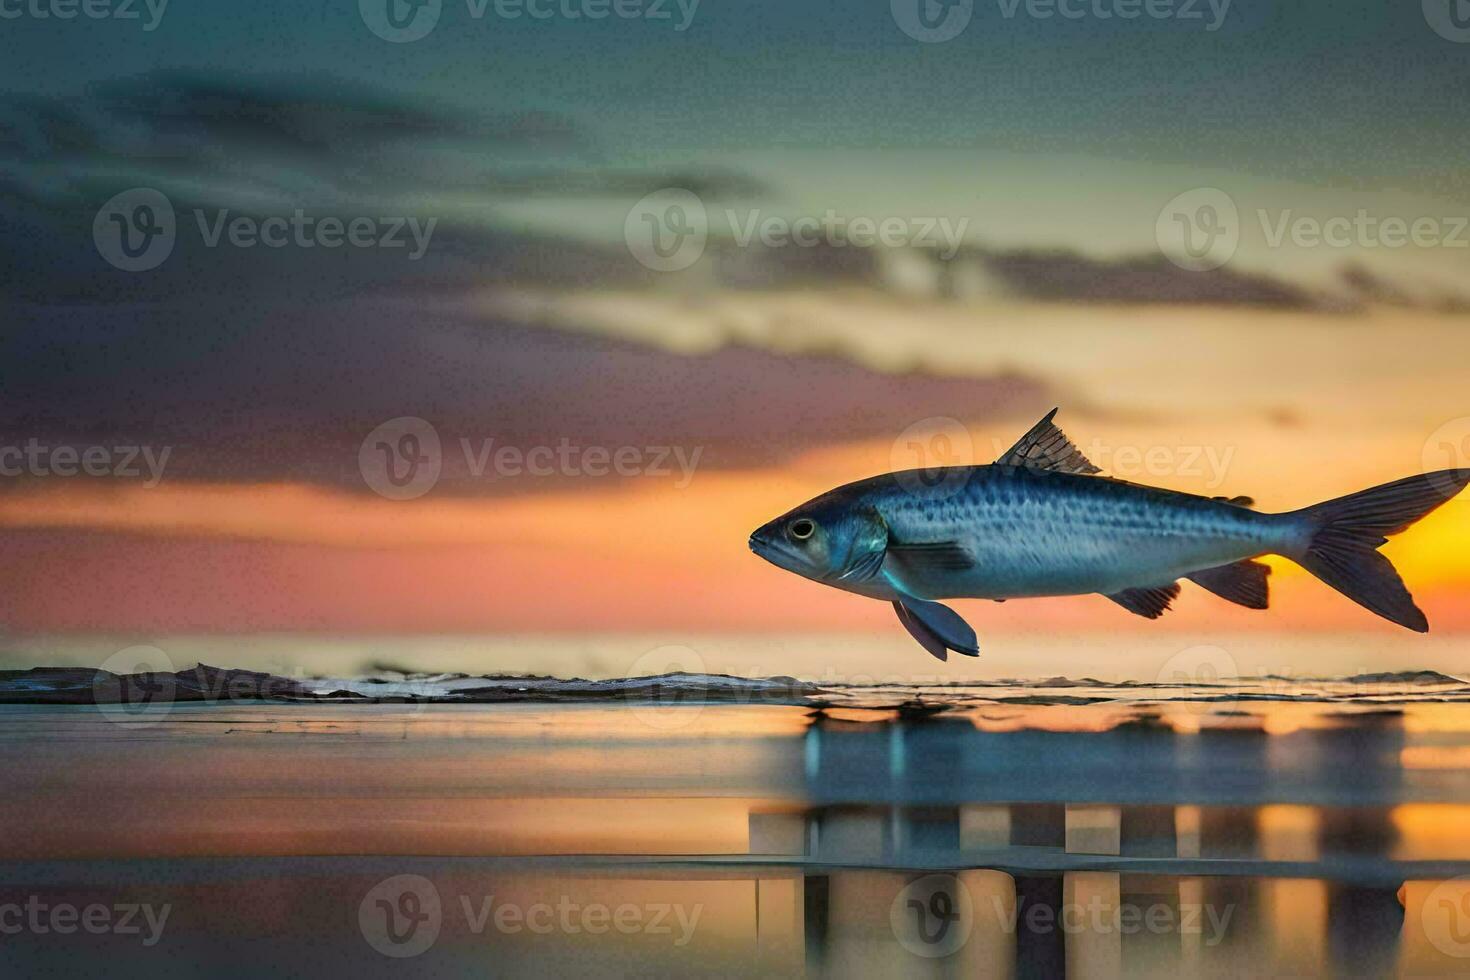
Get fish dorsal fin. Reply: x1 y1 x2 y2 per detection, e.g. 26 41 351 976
995 408 1102 475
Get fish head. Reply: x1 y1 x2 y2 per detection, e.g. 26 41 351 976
749 496 889 587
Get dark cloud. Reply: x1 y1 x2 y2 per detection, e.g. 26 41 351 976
0 298 1045 494
2 68 1446 504
0 70 770 305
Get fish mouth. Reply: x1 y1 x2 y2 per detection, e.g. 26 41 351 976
748 525 806 576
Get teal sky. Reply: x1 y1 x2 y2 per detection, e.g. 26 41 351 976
6 0 1468 182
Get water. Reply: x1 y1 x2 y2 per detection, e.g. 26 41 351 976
4 677 1470 977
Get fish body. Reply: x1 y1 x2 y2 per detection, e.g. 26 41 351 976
826 465 1291 600
749 410 1470 660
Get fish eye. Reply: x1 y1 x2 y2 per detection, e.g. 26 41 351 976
789 518 816 541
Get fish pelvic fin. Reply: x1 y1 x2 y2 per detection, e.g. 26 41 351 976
1288 468 1470 631
1186 559 1271 610
1105 583 1181 619
891 598 979 660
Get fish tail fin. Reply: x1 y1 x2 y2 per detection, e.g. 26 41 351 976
1289 469 1470 631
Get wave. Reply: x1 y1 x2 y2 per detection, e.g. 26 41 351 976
1 663 1465 710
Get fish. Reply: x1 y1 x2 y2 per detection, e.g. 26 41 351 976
748 409 1470 660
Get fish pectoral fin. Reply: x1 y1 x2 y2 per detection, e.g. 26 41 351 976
887 541 976 573
1186 559 1271 609
892 598 980 660
1104 583 1181 619
994 407 1102 475
835 546 887 583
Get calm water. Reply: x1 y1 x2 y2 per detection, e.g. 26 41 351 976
5 687 1470 977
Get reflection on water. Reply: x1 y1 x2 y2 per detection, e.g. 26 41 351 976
4 697 1470 976
6 862 1468 978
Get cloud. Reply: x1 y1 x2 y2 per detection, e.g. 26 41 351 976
0 70 770 305
0 294 1045 492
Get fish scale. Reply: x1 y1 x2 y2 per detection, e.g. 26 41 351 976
865 466 1285 599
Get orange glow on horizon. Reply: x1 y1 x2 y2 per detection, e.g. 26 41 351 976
1 416 1468 635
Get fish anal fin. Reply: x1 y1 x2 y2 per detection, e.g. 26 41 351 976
1105 582 1181 619
995 408 1102 476
891 598 980 659
1186 559 1270 609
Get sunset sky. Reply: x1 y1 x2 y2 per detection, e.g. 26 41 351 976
2 0 1469 675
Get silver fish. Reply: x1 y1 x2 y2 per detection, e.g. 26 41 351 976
749 410 1470 660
